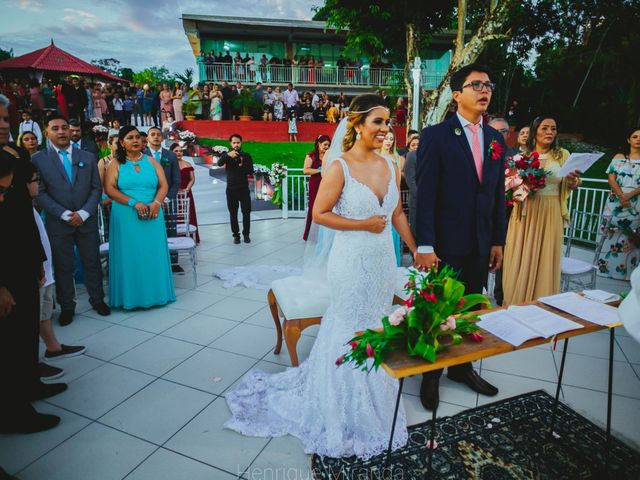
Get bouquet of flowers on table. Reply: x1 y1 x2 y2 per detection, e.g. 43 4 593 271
253 164 272 201
177 130 197 156
337 266 490 372
269 162 288 206
504 151 551 208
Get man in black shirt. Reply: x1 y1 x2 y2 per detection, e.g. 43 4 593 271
218 134 254 244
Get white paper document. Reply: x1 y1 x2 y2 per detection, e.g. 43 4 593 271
538 292 620 326
556 152 604 177
477 305 583 346
582 289 620 303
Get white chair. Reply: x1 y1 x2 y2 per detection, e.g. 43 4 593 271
165 199 197 286
97 205 110 280
175 191 198 242
561 209 609 292
268 267 409 366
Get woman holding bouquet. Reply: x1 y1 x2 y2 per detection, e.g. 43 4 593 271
503 116 582 304
597 129 640 280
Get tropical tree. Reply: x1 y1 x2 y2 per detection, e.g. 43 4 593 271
174 68 194 88
91 58 121 75
0 47 13 62
132 66 172 86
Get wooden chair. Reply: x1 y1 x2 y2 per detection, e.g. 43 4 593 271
269 268 410 366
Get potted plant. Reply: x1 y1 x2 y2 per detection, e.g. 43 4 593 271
183 100 198 120
231 89 261 121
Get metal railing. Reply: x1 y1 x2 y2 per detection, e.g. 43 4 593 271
565 177 610 244
199 62 443 89
281 173 611 229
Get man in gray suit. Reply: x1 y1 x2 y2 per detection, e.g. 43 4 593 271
32 114 110 326
403 148 418 237
145 126 182 272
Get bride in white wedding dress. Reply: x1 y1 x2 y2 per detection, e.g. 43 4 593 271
224 94 418 459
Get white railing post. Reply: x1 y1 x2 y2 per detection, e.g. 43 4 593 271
282 172 289 220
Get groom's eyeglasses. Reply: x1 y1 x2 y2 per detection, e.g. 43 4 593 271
462 81 496 92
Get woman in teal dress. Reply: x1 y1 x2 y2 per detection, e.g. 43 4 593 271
104 125 176 309
378 129 403 266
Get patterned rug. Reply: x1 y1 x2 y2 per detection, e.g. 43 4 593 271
311 390 640 479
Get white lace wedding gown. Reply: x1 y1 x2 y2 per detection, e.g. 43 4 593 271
224 157 408 459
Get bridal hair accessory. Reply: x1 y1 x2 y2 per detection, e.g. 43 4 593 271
350 106 390 114
356 132 361 140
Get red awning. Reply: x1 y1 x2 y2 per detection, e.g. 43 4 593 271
0 41 125 83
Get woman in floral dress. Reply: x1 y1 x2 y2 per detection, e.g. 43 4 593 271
598 129 640 280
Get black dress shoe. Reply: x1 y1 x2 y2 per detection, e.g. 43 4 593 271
447 369 498 396
0 412 60 434
29 382 68 401
243 235 251 243
92 301 111 316
420 376 440 411
171 265 185 273
58 309 74 326
233 236 241 244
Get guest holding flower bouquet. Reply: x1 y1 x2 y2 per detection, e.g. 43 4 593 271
503 116 582 304
597 128 640 280
172 142 200 244
104 126 175 309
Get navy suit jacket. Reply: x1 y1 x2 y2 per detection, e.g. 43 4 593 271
415 114 506 257
145 147 180 199
32 147 102 234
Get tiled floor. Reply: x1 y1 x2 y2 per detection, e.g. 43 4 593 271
1 218 638 480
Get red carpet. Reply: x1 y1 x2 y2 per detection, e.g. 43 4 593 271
178 120 408 146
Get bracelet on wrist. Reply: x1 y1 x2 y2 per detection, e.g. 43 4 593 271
127 199 137 207
153 200 162 206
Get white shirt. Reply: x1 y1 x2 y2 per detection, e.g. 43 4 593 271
312 94 320 109
417 112 485 255
55 145 90 223
19 119 42 145
33 208 54 287
283 89 299 108
112 98 124 111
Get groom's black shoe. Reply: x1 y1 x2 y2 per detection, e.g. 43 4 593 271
58 309 74 326
92 302 111 316
233 236 241 244
420 377 440 411
447 369 498 396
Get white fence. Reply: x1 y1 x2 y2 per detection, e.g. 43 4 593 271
281 173 611 234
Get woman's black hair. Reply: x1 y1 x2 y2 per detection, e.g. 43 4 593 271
169 142 181 151
526 115 560 154
116 125 140 164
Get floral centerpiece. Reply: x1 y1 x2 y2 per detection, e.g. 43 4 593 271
253 164 273 201
209 145 229 166
175 129 197 156
269 162 287 206
504 152 550 207
337 266 490 372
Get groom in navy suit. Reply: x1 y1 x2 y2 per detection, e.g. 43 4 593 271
414 64 506 410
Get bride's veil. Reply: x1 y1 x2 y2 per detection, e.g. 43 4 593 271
301 117 349 280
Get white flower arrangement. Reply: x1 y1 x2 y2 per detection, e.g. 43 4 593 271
89 117 103 125
212 145 229 155
269 162 288 187
253 164 271 175
178 130 197 142
92 125 109 134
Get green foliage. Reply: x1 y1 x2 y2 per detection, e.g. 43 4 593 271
119 68 134 81
182 100 198 116
198 138 313 169
231 89 263 116
91 58 121 75
0 47 13 62
338 266 490 372
174 68 194 88
132 66 172 86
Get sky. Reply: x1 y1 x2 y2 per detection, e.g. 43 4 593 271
0 0 319 75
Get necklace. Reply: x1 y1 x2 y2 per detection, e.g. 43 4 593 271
127 153 144 172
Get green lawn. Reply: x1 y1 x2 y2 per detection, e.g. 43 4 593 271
199 138 314 169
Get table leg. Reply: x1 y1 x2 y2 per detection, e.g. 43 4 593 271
605 328 615 474
384 377 404 472
426 404 437 479
549 338 569 434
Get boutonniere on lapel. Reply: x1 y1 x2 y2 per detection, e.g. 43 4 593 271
454 128 462 136
160 156 170 167
488 140 504 161
78 161 85 168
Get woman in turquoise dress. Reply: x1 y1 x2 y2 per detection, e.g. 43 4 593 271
378 129 403 266
104 125 176 309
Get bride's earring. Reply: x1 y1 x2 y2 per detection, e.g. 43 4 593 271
356 131 361 141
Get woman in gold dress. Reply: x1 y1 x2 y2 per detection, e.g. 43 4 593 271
503 116 582 304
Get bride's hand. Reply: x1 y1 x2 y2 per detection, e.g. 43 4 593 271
362 215 387 233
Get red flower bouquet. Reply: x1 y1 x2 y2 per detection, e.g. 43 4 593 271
504 151 550 207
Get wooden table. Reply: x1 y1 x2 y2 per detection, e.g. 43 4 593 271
380 299 622 478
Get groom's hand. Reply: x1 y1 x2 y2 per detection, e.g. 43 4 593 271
414 252 440 271
489 246 503 272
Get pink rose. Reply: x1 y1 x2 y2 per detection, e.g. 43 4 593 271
388 306 409 326
446 315 456 330
335 355 345 366
505 174 523 191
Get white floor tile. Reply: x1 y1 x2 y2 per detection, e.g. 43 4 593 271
165 398 269 475
549 332 625 360
100 379 214 444
112 335 202 376
17 423 156 480
81 325 155 361
0 403 91 475
53 315 113 344
243 306 277 330
47 363 154 419
200 297 265 321
162 347 257 395
126 448 236 480
617 335 640 364
162 314 239 346
83 308 136 324
119 306 195 334
262 334 318 367
482 347 558 382
209 323 277 359
476 370 557 406
43 354 106 384
247 435 311 479
169 290 225 313
229 287 269 303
